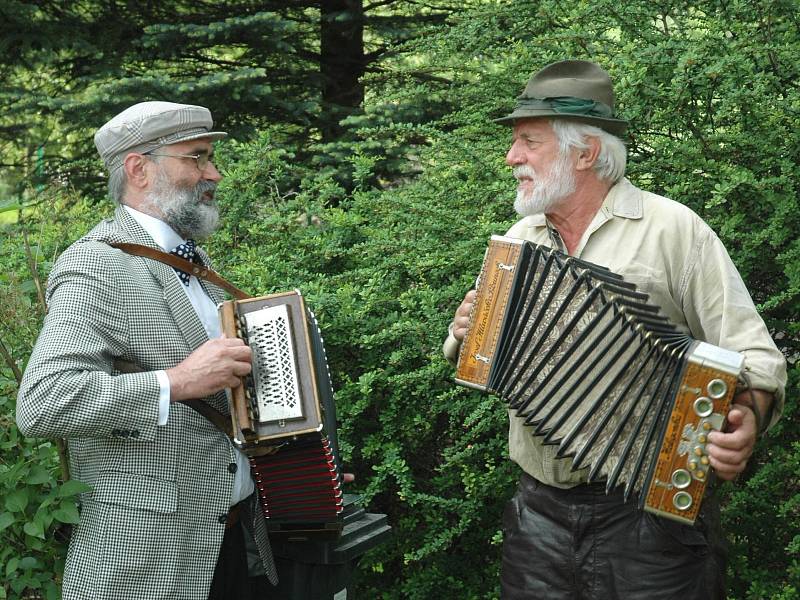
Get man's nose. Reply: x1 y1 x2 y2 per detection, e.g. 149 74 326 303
506 141 525 166
203 161 222 182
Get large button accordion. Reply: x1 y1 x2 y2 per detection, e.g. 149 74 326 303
455 236 744 524
219 291 344 538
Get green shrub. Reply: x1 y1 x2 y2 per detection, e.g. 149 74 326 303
2 1 799 598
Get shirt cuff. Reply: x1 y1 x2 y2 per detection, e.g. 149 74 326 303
155 370 171 426
442 322 461 366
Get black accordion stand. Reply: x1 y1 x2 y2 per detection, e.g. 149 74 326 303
220 290 392 598
269 493 392 599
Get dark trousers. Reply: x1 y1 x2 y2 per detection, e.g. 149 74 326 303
500 472 727 600
209 516 273 600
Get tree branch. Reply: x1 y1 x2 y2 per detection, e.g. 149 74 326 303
0 336 23 385
21 228 47 316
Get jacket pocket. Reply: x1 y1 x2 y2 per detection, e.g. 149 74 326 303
90 471 178 514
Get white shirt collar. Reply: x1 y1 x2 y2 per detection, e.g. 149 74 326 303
122 205 186 252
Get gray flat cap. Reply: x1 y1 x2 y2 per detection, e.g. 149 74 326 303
94 101 227 172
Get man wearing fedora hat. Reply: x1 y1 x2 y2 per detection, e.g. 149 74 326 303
443 61 786 598
17 101 277 599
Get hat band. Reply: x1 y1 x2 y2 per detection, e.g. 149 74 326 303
514 96 615 119
104 126 213 172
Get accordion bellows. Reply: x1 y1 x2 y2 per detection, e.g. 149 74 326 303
220 291 343 537
456 236 743 524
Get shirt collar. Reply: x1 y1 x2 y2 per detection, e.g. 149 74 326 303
521 177 643 229
122 205 186 252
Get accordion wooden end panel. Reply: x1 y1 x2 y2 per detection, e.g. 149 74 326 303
454 236 745 525
644 357 738 524
220 290 344 538
456 237 523 389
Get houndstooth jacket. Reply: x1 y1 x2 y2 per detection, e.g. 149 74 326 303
17 207 277 599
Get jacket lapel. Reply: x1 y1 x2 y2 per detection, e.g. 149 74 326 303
113 207 211 353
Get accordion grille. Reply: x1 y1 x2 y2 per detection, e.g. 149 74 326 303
245 305 304 423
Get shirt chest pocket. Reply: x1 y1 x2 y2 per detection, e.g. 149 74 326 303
615 262 685 328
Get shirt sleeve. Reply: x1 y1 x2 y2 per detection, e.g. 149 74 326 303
680 228 787 428
442 322 461 365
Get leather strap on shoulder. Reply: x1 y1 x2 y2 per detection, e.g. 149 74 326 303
108 242 251 300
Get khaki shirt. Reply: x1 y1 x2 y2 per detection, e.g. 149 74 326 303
443 178 787 488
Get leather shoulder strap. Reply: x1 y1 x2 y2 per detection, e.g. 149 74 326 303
108 242 251 300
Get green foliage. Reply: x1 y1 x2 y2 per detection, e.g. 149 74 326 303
211 126 516 598
1 1 799 599
0 192 108 600
0 0 459 200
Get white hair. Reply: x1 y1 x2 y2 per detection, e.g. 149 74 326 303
550 119 627 183
107 166 128 204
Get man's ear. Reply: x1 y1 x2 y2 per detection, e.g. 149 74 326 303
122 153 151 191
575 136 601 171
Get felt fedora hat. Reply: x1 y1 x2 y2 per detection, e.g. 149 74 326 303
94 101 227 172
495 60 628 136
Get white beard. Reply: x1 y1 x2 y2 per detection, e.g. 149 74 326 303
143 167 219 240
513 152 577 217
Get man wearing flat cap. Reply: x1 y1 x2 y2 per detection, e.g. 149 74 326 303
443 60 786 598
17 101 277 599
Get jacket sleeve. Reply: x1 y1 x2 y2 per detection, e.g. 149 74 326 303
16 241 161 441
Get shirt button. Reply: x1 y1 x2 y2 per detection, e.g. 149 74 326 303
218 514 227 524
227 463 238 474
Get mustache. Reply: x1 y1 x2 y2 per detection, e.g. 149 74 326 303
195 180 217 199
513 165 537 180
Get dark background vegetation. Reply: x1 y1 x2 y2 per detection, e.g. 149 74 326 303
1 1 798 598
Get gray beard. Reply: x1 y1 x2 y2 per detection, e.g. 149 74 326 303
144 170 219 240
513 153 577 217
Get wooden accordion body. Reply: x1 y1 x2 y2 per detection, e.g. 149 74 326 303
219 291 343 538
455 236 743 525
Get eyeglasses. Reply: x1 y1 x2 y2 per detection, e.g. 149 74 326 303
144 151 213 170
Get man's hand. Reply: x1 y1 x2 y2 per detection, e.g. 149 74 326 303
707 388 774 481
166 337 252 402
706 404 757 481
452 290 477 341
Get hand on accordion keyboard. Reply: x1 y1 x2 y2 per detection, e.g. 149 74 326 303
166 337 252 402
706 403 757 481
452 289 477 342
